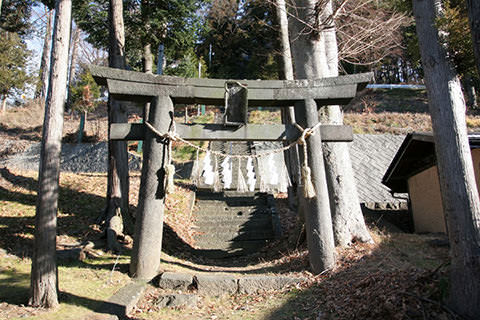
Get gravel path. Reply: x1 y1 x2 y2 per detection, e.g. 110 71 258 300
0 142 141 173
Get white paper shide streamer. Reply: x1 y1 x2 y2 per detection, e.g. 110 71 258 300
236 159 248 192
201 151 215 185
257 151 290 193
221 156 233 189
246 157 256 192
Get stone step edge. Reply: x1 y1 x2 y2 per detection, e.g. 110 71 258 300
153 271 306 297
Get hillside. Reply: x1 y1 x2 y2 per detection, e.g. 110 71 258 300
2 89 480 160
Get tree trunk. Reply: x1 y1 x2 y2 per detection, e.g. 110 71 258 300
1 94 6 113
275 0 301 210
130 95 173 280
29 0 72 309
143 43 153 74
413 1 480 318
462 75 478 110
466 0 480 77
289 0 335 272
142 43 152 121
105 0 131 251
318 1 373 247
36 9 53 101
289 0 371 247
66 25 80 111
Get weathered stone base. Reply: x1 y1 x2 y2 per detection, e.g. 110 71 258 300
156 271 305 297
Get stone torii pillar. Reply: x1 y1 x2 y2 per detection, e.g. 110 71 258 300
129 95 173 279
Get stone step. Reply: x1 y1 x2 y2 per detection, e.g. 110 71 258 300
194 230 274 242
195 200 269 210
194 215 272 229
194 205 271 216
194 210 271 219
193 239 270 252
193 219 272 231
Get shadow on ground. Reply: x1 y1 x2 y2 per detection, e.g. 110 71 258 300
263 233 452 320
0 167 302 274
0 167 107 258
0 269 127 319
0 124 43 142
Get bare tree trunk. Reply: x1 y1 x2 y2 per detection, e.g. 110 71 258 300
29 0 72 309
36 9 53 101
466 0 480 77
290 0 335 272
143 43 153 74
318 1 372 247
413 1 480 318
66 25 80 111
105 0 131 252
276 0 301 210
276 0 293 80
1 94 6 113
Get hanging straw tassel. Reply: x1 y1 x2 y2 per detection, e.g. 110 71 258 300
236 158 248 192
299 129 316 199
165 164 176 194
301 164 316 198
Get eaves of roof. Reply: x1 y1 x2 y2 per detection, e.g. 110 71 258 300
382 132 480 193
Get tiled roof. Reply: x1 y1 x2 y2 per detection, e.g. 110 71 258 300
350 134 407 205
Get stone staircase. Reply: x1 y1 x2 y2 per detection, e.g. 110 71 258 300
192 190 279 259
190 110 281 258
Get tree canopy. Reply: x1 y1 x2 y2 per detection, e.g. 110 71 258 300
73 0 206 74
0 0 36 35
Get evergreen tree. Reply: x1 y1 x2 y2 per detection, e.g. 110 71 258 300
73 0 205 73
200 0 280 79
0 31 32 111
0 0 36 35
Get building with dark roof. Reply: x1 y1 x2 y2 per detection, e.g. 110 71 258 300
382 132 480 233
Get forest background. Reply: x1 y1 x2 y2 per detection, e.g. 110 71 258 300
1 0 478 111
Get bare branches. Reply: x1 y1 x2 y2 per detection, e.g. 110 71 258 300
335 0 411 65
268 0 410 66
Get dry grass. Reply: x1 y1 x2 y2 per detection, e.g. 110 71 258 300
0 164 456 320
134 230 452 320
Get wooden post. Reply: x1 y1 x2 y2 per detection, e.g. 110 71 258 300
130 95 173 280
294 99 336 272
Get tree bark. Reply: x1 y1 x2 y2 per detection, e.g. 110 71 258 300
1 95 6 113
29 0 72 309
289 0 335 272
289 0 371 248
36 9 53 101
130 95 173 280
143 43 153 74
466 0 480 77
318 1 372 247
413 1 480 317
276 0 294 80
276 0 301 210
66 25 80 111
142 42 152 119
105 0 131 251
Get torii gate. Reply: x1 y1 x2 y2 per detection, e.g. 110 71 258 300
90 65 372 280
